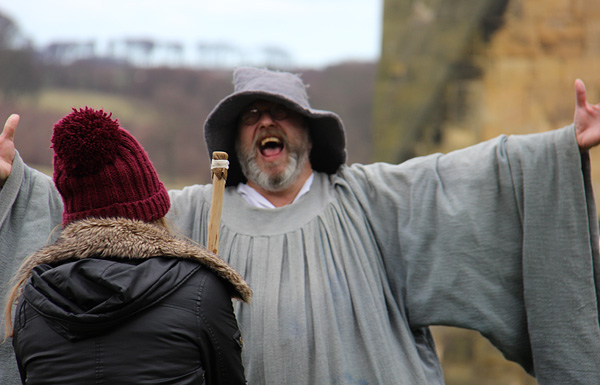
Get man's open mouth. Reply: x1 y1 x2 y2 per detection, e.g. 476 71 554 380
259 136 284 157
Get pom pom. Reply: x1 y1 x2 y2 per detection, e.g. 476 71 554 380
51 107 123 176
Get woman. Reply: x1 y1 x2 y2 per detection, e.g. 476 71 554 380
4 107 251 384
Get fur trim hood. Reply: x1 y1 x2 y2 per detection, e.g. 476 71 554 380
14 218 251 303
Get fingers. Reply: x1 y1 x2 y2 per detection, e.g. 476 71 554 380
0 114 20 142
575 79 587 109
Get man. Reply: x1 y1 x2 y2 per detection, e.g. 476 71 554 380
2 67 600 384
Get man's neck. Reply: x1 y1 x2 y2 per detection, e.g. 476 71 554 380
247 168 313 208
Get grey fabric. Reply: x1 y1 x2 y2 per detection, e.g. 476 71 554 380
204 67 347 185
0 153 62 384
2 125 600 384
167 125 600 384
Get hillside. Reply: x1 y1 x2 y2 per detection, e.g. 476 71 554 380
4 61 376 187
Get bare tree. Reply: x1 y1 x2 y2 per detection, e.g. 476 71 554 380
0 11 40 100
124 38 156 66
0 11 31 49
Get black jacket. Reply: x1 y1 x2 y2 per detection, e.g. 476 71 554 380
12 218 251 385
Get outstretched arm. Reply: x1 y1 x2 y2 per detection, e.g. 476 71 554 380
0 114 19 187
574 79 600 152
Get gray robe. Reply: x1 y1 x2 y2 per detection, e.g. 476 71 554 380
0 152 62 384
2 125 599 384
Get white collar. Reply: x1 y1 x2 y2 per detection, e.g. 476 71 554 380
237 173 314 208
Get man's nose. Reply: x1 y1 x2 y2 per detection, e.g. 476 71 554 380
257 110 276 127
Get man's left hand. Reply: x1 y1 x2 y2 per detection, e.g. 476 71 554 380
574 79 600 152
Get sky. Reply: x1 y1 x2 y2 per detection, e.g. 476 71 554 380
0 0 383 69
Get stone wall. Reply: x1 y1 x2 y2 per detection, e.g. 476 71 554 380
376 0 600 197
481 0 600 203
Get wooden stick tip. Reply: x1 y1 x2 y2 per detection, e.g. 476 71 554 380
212 151 228 160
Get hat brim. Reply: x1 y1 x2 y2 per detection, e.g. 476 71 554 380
204 91 346 185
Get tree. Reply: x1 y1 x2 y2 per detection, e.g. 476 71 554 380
0 11 21 49
0 11 41 100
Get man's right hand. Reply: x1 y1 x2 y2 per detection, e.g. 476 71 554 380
0 114 19 187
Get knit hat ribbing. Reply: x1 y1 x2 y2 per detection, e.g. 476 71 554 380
51 107 170 226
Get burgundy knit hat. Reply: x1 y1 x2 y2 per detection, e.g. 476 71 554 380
51 107 170 226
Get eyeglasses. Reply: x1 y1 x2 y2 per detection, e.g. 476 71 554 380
239 104 291 125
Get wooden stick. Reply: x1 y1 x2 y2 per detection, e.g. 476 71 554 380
207 151 228 254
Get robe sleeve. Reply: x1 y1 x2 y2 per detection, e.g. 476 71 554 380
0 152 63 287
0 152 63 384
344 125 600 384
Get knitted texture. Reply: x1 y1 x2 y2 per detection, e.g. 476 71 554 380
51 107 170 225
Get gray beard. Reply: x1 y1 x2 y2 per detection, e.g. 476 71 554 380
236 138 311 193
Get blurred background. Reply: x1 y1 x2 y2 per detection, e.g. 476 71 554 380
2 0 600 383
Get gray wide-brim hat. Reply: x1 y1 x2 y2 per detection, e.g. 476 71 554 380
204 67 347 186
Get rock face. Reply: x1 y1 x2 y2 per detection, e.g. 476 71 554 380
375 0 600 383
375 0 600 180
